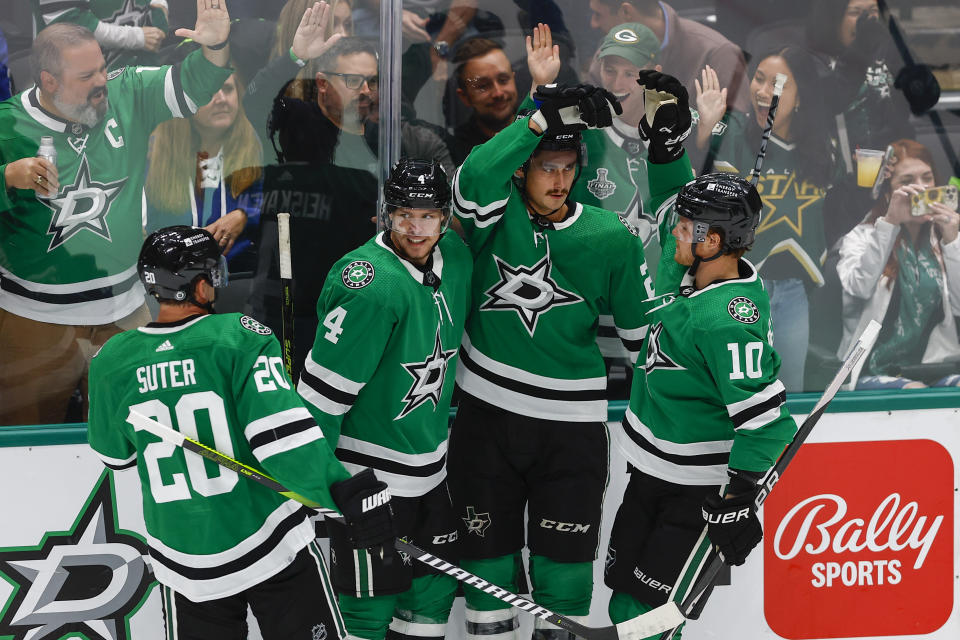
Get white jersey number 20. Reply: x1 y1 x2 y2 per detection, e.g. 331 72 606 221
127 394 239 503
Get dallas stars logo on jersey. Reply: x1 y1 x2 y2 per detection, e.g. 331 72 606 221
480 254 582 336
644 322 686 374
43 154 127 251
397 329 457 419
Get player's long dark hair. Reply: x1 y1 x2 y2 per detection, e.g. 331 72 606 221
746 46 835 188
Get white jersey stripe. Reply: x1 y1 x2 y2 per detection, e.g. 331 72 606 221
611 418 729 485
244 407 315 439
734 405 786 432
163 67 183 118
297 384 352 416
726 379 786 416
254 428 324 462
460 334 606 391
301 354 365 394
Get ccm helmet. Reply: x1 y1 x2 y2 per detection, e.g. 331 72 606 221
380 159 452 235
674 172 762 252
138 226 228 307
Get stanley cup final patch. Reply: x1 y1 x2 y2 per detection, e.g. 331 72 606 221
342 261 375 289
728 296 760 324
587 167 617 200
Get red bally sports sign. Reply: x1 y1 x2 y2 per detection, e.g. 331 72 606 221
763 439 953 639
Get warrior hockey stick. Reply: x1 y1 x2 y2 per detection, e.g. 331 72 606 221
658 320 882 640
277 212 295 380
749 73 787 186
125 410 685 640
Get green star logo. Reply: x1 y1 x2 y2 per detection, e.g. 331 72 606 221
341 260 375 289
728 296 759 324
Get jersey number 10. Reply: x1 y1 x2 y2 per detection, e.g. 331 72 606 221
727 341 763 380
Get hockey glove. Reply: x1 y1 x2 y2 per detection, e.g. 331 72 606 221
702 468 763 566
531 83 622 133
331 468 396 551
636 70 691 164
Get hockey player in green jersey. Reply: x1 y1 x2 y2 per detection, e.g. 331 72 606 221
0 5 233 426
297 159 472 640
88 226 395 639
447 83 652 640
31 0 170 70
604 74 797 637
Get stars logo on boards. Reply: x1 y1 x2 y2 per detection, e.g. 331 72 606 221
396 330 457 419
462 507 492 537
44 155 126 252
0 472 153 640
480 254 582 337
643 322 686 375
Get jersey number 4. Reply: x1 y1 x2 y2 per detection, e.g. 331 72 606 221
127 393 239 504
322 306 347 344
728 342 763 380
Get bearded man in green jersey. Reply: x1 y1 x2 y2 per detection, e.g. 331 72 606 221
604 70 798 639
1 2 233 426
297 159 473 640
88 225 395 639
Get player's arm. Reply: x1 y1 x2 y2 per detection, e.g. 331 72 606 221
699 323 797 565
86 344 137 471
606 227 655 364
234 334 351 509
34 0 151 51
296 271 395 446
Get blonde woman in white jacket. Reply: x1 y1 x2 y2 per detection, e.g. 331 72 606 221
837 139 960 389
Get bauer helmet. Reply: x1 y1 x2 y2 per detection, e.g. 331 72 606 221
380 159 452 236
674 172 762 252
138 226 228 303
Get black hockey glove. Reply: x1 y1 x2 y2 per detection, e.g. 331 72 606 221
331 468 396 551
531 83 622 133
702 468 763 566
636 70 691 164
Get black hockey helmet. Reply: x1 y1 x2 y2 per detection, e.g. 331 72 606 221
674 172 762 252
381 158 452 235
138 226 228 304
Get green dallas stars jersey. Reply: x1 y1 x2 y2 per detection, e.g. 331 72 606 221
610 263 798 485
452 117 652 422
32 0 170 69
708 112 828 287
297 232 472 498
87 313 350 602
0 50 231 325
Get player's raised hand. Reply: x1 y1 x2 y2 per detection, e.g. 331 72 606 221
176 0 230 48
526 23 561 97
531 83 621 134
637 69 691 163
292 2 343 61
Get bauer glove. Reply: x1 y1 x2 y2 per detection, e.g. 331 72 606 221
702 468 763 566
331 468 396 551
636 70 691 164
531 83 622 133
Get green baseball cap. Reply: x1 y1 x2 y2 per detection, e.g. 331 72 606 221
597 23 660 68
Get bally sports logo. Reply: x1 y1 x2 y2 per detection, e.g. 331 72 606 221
763 440 953 639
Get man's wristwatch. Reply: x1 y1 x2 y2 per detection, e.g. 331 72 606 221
433 40 450 59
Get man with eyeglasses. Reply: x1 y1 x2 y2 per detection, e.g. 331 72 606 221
450 38 519 165
447 84 653 640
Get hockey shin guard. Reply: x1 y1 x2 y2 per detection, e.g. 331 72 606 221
463 554 522 640
388 574 458 640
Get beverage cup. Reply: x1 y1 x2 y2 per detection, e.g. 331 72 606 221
856 149 884 188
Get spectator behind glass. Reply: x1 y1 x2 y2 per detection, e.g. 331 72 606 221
450 38 518 165
837 139 960 390
702 47 836 392
0 8 232 426
587 0 750 114
805 0 913 151
145 73 264 274
0 26 10 101
31 0 170 71
242 6 380 378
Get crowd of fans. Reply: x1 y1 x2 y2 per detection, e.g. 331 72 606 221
1 0 958 427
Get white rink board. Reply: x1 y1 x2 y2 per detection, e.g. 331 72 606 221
1 407 957 640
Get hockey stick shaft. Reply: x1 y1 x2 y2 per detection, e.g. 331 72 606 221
749 73 787 186
125 411 684 640
277 212 295 380
659 320 881 639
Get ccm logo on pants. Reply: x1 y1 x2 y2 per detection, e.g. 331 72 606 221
362 489 391 512
539 520 591 533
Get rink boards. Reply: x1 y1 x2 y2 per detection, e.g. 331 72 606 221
1 391 957 640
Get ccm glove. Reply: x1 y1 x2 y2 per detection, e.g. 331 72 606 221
702 468 763 566
636 70 691 164
331 468 396 550
531 83 622 133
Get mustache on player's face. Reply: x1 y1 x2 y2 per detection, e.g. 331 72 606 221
88 85 107 102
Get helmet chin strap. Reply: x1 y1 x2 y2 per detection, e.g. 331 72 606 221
186 277 216 314
688 242 725 276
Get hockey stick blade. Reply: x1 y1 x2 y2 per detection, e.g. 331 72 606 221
124 411 684 639
659 320 881 639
